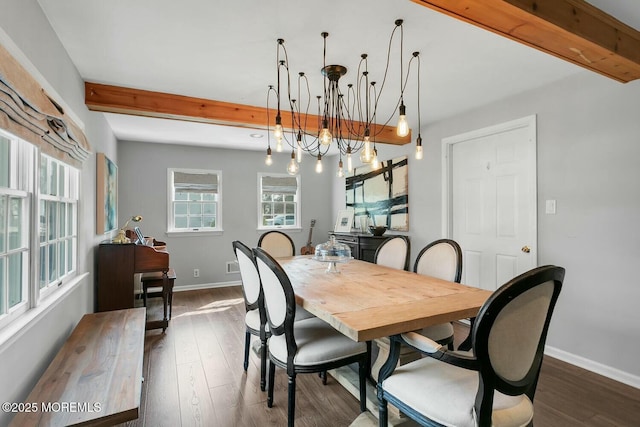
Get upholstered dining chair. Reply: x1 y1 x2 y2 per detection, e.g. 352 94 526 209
258 230 296 258
233 240 271 391
377 265 565 427
413 239 463 350
254 247 368 427
373 235 410 271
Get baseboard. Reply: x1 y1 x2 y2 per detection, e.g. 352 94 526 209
545 345 640 389
173 281 241 292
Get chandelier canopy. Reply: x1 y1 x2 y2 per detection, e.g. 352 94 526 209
265 19 424 176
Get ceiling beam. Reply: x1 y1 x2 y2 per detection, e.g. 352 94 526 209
84 82 411 145
411 0 640 83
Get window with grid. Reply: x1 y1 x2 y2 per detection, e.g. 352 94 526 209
0 129 78 331
258 174 300 229
38 154 78 295
168 169 221 232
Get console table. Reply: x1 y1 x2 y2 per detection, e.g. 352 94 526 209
330 232 403 263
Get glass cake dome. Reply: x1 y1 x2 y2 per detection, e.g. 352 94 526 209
314 235 352 273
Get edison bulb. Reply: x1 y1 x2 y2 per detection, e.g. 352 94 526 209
415 145 423 160
396 114 409 137
273 123 283 139
346 152 353 172
337 160 344 178
371 149 380 170
360 137 372 163
265 153 273 166
319 127 332 146
275 137 283 152
287 157 299 175
315 156 323 173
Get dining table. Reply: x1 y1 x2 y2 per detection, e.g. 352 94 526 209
277 255 493 423
278 255 492 343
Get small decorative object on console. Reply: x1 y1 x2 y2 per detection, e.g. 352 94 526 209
369 225 387 236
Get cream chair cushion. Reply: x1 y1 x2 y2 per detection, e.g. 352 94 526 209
269 317 366 366
376 237 408 270
382 356 533 427
260 232 294 258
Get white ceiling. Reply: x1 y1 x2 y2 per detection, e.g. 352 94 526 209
36 0 640 151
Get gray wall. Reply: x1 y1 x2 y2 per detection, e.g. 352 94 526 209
0 1 117 424
331 71 640 385
117 141 334 287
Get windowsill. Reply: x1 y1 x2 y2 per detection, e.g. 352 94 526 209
256 227 302 232
166 230 223 237
0 272 89 351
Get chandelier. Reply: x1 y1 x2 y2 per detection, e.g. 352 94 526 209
265 19 424 177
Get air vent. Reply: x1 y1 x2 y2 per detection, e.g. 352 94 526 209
226 260 240 274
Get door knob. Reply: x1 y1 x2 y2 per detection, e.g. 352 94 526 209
521 245 531 253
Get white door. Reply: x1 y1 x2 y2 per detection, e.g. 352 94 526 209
443 116 537 290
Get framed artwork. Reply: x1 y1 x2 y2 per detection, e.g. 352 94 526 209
96 153 118 234
346 155 409 231
334 209 354 233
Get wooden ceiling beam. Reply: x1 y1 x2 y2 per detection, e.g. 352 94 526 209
411 0 640 83
84 82 411 145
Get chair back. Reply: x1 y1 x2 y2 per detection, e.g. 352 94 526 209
253 248 297 350
472 265 564 423
374 236 410 270
258 230 295 258
413 239 462 282
232 241 263 312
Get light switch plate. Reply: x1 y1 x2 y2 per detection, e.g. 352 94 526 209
545 199 556 215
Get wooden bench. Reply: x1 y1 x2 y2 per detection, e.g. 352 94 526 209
10 308 146 427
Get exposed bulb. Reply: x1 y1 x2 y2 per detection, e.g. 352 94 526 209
273 116 283 139
265 147 273 166
337 160 344 178
275 137 283 152
360 136 372 163
415 135 423 160
397 104 409 137
346 151 353 172
315 155 323 173
319 127 332 146
371 148 380 170
287 154 299 175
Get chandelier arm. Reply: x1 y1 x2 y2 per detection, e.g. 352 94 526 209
371 22 402 121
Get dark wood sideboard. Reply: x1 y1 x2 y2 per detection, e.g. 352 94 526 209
330 232 404 263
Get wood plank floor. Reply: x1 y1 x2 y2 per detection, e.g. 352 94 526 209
124 286 640 426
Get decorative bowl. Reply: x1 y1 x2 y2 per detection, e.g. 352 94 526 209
369 225 387 236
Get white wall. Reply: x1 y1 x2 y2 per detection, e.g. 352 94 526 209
0 1 118 424
332 71 640 385
117 141 335 288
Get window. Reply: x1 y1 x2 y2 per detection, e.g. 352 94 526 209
38 155 78 295
258 173 300 229
168 169 222 233
0 129 78 331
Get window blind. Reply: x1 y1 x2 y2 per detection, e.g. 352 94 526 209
261 176 297 195
174 171 218 193
0 43 91 167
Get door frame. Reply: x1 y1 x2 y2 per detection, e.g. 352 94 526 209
441 114 538 263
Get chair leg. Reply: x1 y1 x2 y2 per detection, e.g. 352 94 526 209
267 360 276 408
358 360 367 412
321 370 327 385
243 331 250 371
260 339 268 392
378 397 388 426
287 373 296 427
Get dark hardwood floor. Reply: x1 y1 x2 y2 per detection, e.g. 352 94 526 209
125 286 640 426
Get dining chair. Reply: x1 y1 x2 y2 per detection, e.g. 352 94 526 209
233 240 271 391
373 235 410 271
258 230 296 258
377 265 565 427
413 239 463 350
253 247 368 427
